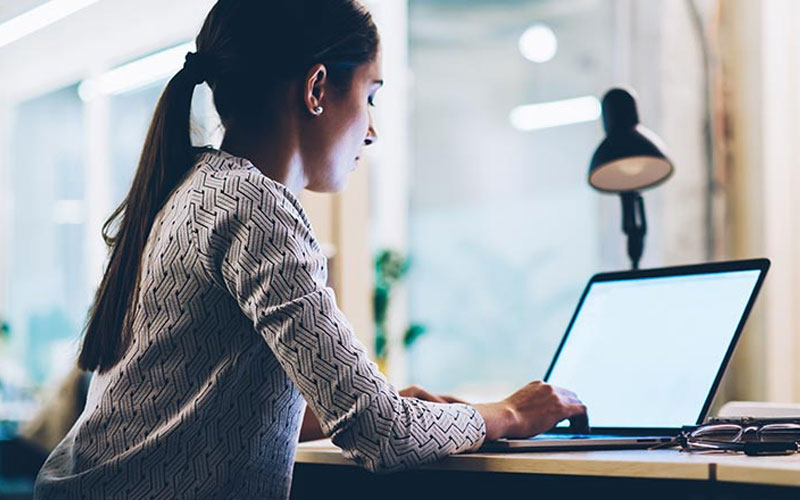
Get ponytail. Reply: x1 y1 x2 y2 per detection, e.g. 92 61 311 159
78 55 206 372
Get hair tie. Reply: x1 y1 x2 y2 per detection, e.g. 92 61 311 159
183 52 211 85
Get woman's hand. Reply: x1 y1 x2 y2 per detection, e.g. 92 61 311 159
474 381 588 441
399 385 465 404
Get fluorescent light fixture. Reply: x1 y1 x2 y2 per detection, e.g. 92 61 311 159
0 0 102 49
79 41 195 101
509 96 601 132
518 24 558 64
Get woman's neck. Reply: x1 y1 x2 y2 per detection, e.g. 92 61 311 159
220 123 308 195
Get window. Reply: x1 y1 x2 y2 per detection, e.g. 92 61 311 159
0 72 177 424
3 85 88 389
0 35 224 423
403 0 706 401
108 85 166 205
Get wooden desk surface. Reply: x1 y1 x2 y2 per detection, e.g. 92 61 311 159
712 453 800 487
295 440 714 481
296 439 800 487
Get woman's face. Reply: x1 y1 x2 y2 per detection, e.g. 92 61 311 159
300 55 383 192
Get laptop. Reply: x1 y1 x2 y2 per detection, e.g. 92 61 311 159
483 258 770 451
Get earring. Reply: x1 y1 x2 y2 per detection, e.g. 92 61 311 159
313 106 324 115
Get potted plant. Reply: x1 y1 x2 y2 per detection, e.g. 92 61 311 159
373 249 426 372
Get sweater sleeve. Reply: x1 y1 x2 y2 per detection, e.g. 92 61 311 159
191 168 486 472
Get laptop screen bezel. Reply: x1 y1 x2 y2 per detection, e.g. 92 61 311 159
542 258 770 436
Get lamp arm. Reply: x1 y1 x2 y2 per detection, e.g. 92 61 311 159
620 192 646 270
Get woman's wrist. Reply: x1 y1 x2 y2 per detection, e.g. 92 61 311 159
474 401 518 441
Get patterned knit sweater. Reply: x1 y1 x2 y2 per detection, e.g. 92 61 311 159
34 149 486 499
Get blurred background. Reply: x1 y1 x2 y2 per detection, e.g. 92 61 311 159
1 0 800 494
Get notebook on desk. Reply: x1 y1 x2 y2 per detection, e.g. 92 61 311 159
483 259 770 452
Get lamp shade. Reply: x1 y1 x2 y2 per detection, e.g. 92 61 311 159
588 88 674 193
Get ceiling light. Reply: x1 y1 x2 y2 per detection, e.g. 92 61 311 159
78 42 194 101
0 0 102 49
509 96 601 132
518 24 558 64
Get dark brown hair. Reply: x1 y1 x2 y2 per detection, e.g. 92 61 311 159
78 0 379 372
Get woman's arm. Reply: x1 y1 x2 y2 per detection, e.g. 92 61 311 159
299 385 470 442
301 384 588 443
300 405 325 442
197 171 486 472
197 170 587 470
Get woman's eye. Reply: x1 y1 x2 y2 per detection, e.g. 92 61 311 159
368 96 376 107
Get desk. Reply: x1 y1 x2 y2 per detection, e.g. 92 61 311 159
291 440 800 499
713 453 800 488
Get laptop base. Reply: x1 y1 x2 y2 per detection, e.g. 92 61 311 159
481 435 674 452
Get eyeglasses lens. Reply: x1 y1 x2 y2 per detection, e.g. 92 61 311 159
758 424 800 443
690 424 742 442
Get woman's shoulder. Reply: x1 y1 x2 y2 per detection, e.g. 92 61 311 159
189 147 313 231
186 148 324 285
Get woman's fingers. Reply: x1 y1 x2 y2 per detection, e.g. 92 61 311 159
500 380 590 438
417 389 447 403
399 385 448 403
398 385 466 404
567 410 590 434
439 395 467 404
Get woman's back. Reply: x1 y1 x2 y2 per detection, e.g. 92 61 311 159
34 149 486 500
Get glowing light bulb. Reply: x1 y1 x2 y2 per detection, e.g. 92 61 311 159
518 24 558 64
618 161 646 177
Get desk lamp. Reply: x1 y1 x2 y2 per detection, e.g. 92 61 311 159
588 88 674 269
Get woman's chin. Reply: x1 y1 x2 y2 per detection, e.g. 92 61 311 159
333 176 350 192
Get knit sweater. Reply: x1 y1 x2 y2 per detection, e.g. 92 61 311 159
34 148 486 500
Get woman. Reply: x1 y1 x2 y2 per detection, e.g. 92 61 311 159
35 1 587 498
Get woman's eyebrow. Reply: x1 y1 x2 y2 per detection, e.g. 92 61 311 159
372 79 385 87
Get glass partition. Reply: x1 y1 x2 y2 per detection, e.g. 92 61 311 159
405 0 681 400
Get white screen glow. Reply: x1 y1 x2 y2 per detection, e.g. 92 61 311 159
547 270 761 428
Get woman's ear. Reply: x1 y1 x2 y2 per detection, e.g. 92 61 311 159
304 63 328 116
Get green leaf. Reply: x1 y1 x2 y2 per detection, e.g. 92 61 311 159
373 248 419 359
403 324 426 347
375 326 387 358
373 287 389 323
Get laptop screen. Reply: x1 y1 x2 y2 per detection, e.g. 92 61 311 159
546 268 763 429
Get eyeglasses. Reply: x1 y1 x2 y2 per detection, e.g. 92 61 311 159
679 421 800 455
